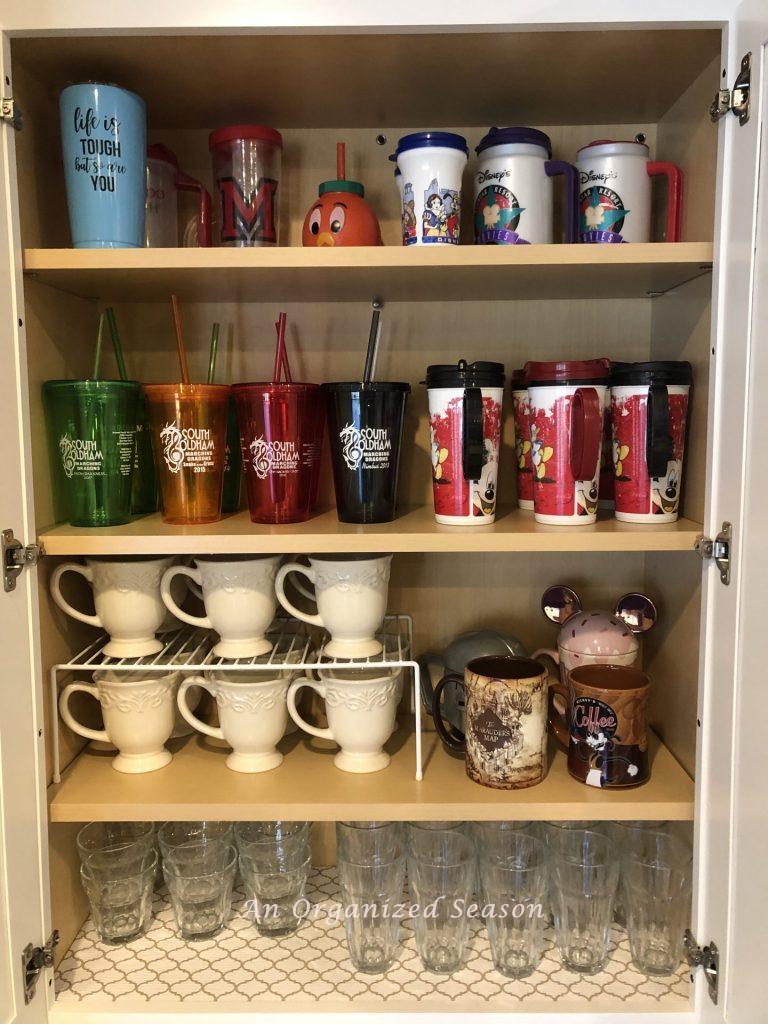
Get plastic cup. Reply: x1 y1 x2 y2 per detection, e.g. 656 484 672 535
209 125 282 247
43 379 140 527
143 383 230 525
234 382 324 524
392 132 468 246
221 397 243 514
323 381 410 524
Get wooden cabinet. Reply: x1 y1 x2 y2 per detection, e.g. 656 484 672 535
0 6 765 1023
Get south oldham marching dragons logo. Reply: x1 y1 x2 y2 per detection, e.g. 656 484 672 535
160 422 185 473
579 184 629 242
474 184 528 244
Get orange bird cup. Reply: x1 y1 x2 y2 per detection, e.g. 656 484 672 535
302 142 382 247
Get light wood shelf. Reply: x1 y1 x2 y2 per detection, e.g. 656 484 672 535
23 244 713 303
39 506 702 556
48 725 693 823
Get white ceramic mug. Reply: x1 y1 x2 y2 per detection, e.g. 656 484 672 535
161 555 281 658
177 669 293 773
275 555 392 658
50 557 172 658
59 670 178 773
287 666 402 773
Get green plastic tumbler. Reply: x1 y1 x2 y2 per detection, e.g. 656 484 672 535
221 396 242 514
42 380 140 527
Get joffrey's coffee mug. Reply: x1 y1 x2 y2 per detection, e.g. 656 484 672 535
548 664 651 789
432 655 549 790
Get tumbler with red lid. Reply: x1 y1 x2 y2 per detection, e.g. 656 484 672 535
209 125 282 246
610 361 692 523
511 368 534 510
525 359 610 525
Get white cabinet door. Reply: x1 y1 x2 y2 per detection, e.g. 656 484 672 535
0 34 51 1024
696 4 768 1023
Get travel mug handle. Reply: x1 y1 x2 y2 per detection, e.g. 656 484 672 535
176 169 212 247
545 160 579 244
570 386 602 481
646 382 675 479
275 564 323 627
547 681 571 749
160 565 211 629
431 673 467 754
177 676 224 740
287 678 333 740
59 682 109 743
50 563 102 628
647 162 683 242
462 387 485 481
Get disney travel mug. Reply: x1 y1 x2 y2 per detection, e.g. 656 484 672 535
209 125 282 246
576 139 683 243
60 83 147 248
511 368 534 510
323 382 410 524
473 127 578 244
391 132 468 246
234 382 324 524
611 361 692 522
424 360 504 525
525 359 610 525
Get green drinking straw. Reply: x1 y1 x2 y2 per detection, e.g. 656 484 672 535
92 312 106 380
105 307 128 382
207 322 220 384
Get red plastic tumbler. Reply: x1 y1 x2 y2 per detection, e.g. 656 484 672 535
233 382 324 524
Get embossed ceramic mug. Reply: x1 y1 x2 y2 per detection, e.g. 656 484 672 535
50 557 172 657
287 666 403 773
59 670 178 773
432 656 549 790
275 555 392 658
177 668 293 773
161 555 281 659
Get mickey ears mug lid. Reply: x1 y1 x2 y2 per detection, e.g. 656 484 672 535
540 584 657 633
475 126 553 157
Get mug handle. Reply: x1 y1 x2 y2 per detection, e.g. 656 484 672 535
532 647 560 680
176 169 212 247
59 682 109 743
275 564 323 627
160 565 211 629
462 387 485 481
570 386 602 481
646 382 675 478
177 676 224 739
287 677 333 740
432 673 466 754
50 563 102 628
545 160 579 243
647 162 683 242
547 681 571 749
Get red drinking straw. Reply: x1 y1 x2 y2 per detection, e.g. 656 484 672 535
337 141 346 180
272 312 293 384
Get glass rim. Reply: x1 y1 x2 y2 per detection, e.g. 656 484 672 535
80 847 157 882
337 847 405 870
157 821 232 847
162 843 237 879
235 821 309 841
549 828 617 865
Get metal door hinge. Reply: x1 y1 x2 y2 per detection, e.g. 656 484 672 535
711 52 751 125
3 528 44 592
695 521 731 585
22 930 58 1004
684 929 719 1004
0 97 22 131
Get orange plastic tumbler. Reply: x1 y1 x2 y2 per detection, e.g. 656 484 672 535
143 383 231 524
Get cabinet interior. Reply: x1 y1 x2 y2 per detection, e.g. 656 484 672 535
10 25 718 1013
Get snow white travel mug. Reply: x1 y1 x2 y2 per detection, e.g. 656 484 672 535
323 382 410 523
391 132 468 246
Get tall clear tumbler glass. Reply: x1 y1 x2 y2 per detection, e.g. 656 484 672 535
548 829 619 974
337 845 406 974
163 842 237 940
80 848 156 944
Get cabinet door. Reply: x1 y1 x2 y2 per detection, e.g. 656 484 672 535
0 34 51 1024
697 4 768 1023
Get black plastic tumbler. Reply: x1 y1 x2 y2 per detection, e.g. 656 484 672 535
323 381 410 523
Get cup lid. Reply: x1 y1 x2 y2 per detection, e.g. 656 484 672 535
510 368 527 390
610 360 693 387
208 124 283 150
423 359 505 388
576 139 649 159
321 381 411 393
476 126 552 157
318 179 365 197
558 610 639 656
525 359 610 385
389 131 469 160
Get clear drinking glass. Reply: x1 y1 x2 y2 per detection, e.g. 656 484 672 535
240 845 311 935
609 821 670 926
622 831 692 976
548 829 619 974
76 821 155 862
235 820 310 856
336 821 404 862
163 842 237 940
478 833 548 978
337 845 406 974
157 821 233 861
80 848 156 945
407 829 476 974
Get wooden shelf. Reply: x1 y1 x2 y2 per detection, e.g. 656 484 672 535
39 506 702 556
23 244 713 303
48 725 693 823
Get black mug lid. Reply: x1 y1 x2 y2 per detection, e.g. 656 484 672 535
611 361 693 387
423 359 505 388
322 381 411 393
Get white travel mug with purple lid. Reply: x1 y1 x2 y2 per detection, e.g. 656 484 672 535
391 132 468 246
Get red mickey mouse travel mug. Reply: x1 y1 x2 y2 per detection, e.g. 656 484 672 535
525 359 610 525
